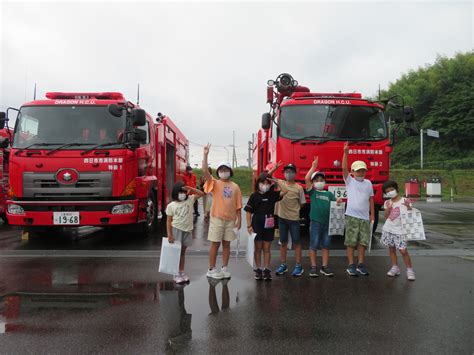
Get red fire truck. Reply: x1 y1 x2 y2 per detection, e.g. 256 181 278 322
0 92 188 236
0 127 10 224
253 73 414 231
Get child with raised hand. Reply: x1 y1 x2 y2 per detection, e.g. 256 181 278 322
342 141 375 276
381 180 416 281
245 173 286 281
202 143 243 280
166 182 205 284
305 157 341 277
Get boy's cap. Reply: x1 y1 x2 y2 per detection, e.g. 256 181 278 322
283 164 297 172
311 171 326 181
216 161 232 170
351 160 367 171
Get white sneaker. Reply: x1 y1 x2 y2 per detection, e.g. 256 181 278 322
181 273 190 283
387 265 401 277
407 268 416 281
207 268 225 280
173 274 186 284
221 266 231 279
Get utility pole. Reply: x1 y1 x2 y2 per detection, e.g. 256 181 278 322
231 130 238 168
247 134 254 169
420 129 424 170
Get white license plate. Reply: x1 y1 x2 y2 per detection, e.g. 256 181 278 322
328 186 347 199
53 212 80 225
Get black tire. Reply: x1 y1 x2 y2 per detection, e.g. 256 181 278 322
133 193 157 237
1 213 8 225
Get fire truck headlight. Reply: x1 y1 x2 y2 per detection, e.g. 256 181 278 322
8 204 24 215
111 204 134 215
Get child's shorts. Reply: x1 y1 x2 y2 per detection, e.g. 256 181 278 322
380 230 407 250
172 227 193 247
309 221 331 250
208 217 236 242
344 215 371 247
278 217 301 245
252 214 275 242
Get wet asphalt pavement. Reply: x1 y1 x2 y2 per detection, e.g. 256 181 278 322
0 198 473 354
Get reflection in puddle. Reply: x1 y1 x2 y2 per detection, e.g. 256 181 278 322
208 278 230 314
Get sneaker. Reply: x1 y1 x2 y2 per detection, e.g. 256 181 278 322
356 263 370 276
407 268 416 281
181 273 190 283
309 266 319 277
387 265 401 277
263 268 272 281
291 264 304 277
346 264 358 276
173 274 186 284
320 266 334 277
207 267 225 280
221 266 231 279
275 263 288 276
254 268 263 280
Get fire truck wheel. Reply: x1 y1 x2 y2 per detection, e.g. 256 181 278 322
0 213 8 225
136 193 157 237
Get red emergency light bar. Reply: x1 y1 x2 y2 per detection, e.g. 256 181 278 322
291 92 363 99
45 92 125 100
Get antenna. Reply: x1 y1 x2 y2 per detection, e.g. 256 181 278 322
137 83 140 105
33 83 37 100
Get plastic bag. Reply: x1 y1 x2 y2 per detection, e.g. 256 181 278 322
400 207 426 241
159 238 182 275
329 201 345 236
246 233 256 267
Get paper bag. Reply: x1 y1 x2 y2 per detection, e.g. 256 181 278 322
246 233 256 267
159 238 182 275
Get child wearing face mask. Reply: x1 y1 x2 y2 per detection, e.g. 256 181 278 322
305 157 341 277
202 144 243 280
245 173 287 281
381 180 416 281
342 142 375 276
166 182 205 284
268 162 306 277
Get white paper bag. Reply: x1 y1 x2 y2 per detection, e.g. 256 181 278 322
368 221 374 253
400 207 426 241
159 238 182 275
329 201 346 236
246 233 256 267
234 228 241 258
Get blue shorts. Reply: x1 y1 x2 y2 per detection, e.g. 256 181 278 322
310 221 331 250
278 217 301 245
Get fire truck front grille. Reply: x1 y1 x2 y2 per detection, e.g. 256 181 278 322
23 172 112 198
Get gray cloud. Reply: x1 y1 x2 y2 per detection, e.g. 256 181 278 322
1 1 472 165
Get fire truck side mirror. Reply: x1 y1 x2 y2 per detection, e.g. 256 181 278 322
262 113 271 130
403 106 415 122
133 128 147 143
132 109 146 127
107 104 123 117
267 86 274 104
0 137 9 148
0 112 6 129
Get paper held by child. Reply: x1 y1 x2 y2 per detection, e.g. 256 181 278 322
329 201 346 236
400 207 426 241
246 233 256 267
158 238 182 275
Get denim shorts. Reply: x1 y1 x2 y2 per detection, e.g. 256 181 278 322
278 217 301 245
309 221 331 250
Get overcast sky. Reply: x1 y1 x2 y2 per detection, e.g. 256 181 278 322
1 1 472 166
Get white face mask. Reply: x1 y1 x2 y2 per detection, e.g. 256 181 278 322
178 193 187 201
218 171 231 180
284 172 295 181
385 190 398 198
355 176 365 182
259 183 270 193
314 181 325 190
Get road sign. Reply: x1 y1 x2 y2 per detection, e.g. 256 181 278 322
426 129 439 138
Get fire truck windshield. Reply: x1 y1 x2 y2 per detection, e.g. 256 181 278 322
12 105 127 149
279 104 387 141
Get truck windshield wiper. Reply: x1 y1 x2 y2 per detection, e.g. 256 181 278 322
80 142 122 155
46 143 97 155
14 143 63 156
291 136 324 144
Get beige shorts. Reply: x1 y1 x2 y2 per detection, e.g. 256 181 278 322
208 217 236 242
